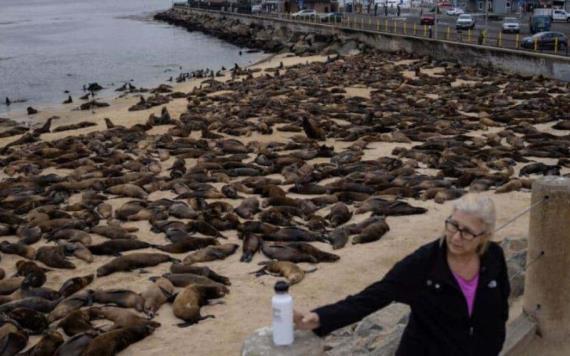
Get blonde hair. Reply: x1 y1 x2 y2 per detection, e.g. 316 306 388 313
442 194 496 255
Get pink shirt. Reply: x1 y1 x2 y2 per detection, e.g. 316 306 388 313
452 272 479 317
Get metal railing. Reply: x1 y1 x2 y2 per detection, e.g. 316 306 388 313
172 3 570 57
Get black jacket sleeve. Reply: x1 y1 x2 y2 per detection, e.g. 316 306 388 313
312 245 428 336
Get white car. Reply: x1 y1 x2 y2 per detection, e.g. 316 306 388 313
446 8 464 16
502 17 520 33
456 14 475 30
552 9 570 22
251 4 262 14
291 9 317 19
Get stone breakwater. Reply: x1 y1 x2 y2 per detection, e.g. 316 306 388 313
154 8 363 56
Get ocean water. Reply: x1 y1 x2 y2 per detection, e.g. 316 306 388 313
0 0 264 115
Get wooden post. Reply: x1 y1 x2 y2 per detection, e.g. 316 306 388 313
524 177 570 343
446 26 450 40
555 37 559 55
403 22 407 34
385 19 388 32
534 37 538 51
393 19 396 33
515 33 520 48
377 18 380 31
468 29 471 43
414 23 417 36
424 24 427 36
498 31 502 47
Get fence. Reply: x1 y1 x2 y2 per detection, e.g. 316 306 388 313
173 2 570 57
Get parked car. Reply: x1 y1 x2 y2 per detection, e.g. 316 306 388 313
291 9 317 19
456 14 475 30
251 4 262 14
319 12 343 23
420 13 435 25
446 7 464 16
552 9 570 22
502 17 520 33
521 31 568 50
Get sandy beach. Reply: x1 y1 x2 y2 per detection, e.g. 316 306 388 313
1 50 568 356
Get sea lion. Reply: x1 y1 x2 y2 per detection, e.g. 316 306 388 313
20 276 61 301
182 244 238 265
47 229 92 245
16 225 42 245
15 261 48 287
105 184 149 199
91 289 145 312
48 290 94 323
302 117 325 140
0 241 36 259
0 277 24 295
18 329 63 356
97 253 178 277
90 225 137 240
240 232 261 263
6 307 49 334
160 273 229 294
172 285 219 327
88 239 152 256
58 241 93 263
53 330 98 356
140 277 174 317
90 306 161 330
0 327 28 356
327 227 350 250
254 260 316 285
234 197 260 219
325 202 352 227
35 245 75 269
355 198 427 216
262 227 326 243
0 296 61 314
154 236 219 254
353 219 390 244
58 308 99 336
58 274 94 298
81 324 155 356
260 242 317 263
169 264 230 286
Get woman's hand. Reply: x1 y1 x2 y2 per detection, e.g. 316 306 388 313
294 310 320 330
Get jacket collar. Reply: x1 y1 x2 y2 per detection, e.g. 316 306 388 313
429 237 501 286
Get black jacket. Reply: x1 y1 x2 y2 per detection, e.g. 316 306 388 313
313 238 510 356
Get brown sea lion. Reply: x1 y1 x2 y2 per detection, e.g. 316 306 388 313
0 296 61 314
58 274 94 298
15 261 48 287
20 277 61 301
240 232 261 263
97 253 178 277
80 324 156 356
90 306 161 329
53 330 98 356
260 242 317 264
48 290 94 323
141 277 174 317
353 219 390 244
88 239 152 256
18 329 63 356
326 227 350 250
16 225 42 245
325 202 352 227
172 285 219 327
0 327 28 356
91 289 145 312
105 184 148 199
160 274 229 294
0 241 36 259
90 225 137 240
0 277 24 295
47 229 92 245
262 227 326 243
355 198 427 216
254 260 316 285
6 307 49 334
234 197 260 219
169 264 230 286
155 236 219 254
35 245 75 269
182 244 238 265
57 241 93 263
58 308 99 336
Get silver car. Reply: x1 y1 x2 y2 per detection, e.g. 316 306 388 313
456 14 475 30
502 17 520 33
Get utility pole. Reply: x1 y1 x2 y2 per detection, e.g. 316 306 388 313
484 0 489 33
434 2 438 39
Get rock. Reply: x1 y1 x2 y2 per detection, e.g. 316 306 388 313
79 100 110 111
87 82 104 92
27 106 38 115
241 326 324 356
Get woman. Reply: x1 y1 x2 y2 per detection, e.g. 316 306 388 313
295 194 510 355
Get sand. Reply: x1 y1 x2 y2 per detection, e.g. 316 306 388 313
1 51 567 356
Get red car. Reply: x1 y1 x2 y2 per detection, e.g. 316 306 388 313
420 14 435 25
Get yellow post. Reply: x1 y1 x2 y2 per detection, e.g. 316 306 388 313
468 29 471 42
515 33 520 48
369 16 372 26
534 37 538 51
414 23 417 35
393 20 397 32
361 16 364 29
377 18 380 31
555 37 559 54
404 22 407 34
385 19 388 32
446 26 450 40
424 24 427 36
498 31 502 47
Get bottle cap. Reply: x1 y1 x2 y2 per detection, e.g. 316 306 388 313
274 280 290 293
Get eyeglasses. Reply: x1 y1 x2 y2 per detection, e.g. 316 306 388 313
445 217 486 241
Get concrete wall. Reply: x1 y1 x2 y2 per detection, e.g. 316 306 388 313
174 7 570 81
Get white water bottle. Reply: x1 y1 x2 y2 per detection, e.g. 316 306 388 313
272 280 294 346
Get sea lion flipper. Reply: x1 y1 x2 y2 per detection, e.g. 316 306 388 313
304 267 318 274
138 269 150 274
176 322 193 328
